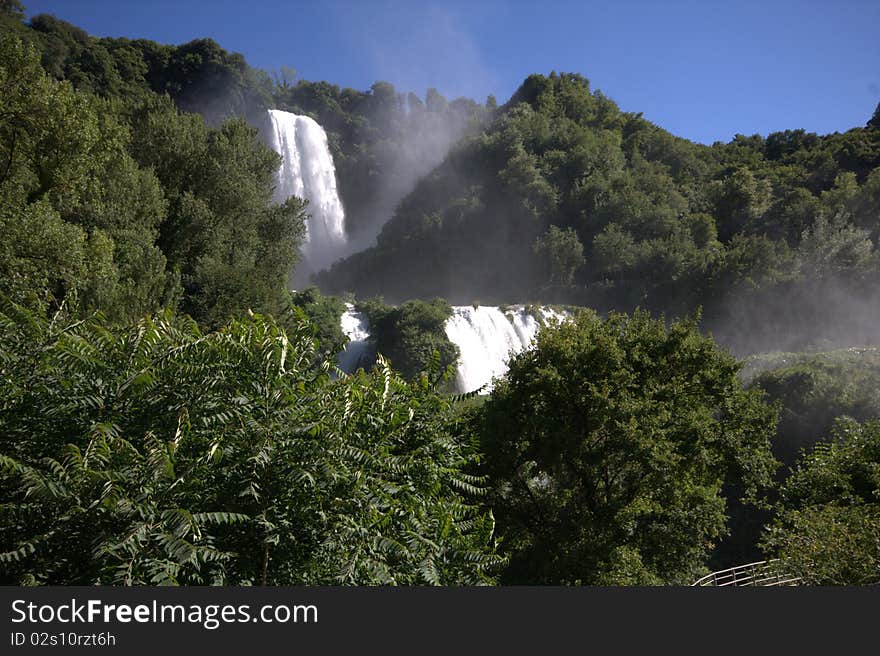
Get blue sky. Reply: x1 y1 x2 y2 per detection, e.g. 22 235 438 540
23 0 880 144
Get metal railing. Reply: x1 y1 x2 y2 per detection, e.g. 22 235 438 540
692 560 801 586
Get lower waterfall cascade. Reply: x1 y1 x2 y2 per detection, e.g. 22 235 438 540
338 305 567 393
337 303 374 373
444 306 566 393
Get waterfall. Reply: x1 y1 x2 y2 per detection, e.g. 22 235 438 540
265 109 347 277
336 304 566 393
337 304 373 373
444 306 565 393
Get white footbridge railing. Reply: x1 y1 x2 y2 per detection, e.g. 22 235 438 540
692 560 801 586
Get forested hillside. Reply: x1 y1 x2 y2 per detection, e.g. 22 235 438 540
1 2 879 585
319 72 880 353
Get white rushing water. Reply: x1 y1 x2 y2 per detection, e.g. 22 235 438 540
335 305 566 393
337 304 373 373
445 306 565 393
265 109 347 276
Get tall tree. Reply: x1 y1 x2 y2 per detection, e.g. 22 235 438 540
533 225 585 285
477 310 778 584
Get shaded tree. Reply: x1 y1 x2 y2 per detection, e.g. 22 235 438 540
477 310 778 584
762 419 880 585
533 225 585 285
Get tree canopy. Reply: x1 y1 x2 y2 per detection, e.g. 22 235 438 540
762 419 880 585
475 310 778 584
0 33 306 326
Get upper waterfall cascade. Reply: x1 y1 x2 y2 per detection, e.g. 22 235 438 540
337 305 566 393
266 109 347 275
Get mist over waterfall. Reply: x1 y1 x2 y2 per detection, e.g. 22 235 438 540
445 306 565 393
265 109 347 279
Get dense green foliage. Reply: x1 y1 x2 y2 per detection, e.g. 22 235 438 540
1 34 172 319
762 419 880 585
355 298 459 382
5 9 274 124
475 310 778 584
749 349 880 466
0 301 500 585
0 32 306 326
287 287 348 361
